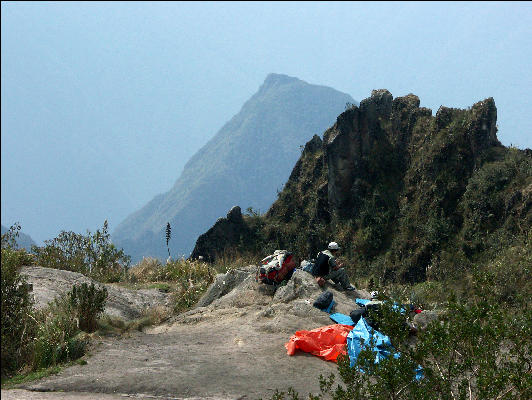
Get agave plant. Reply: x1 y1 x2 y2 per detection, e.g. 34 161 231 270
165 222 172 259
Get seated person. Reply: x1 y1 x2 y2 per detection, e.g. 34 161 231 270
310 242 355 291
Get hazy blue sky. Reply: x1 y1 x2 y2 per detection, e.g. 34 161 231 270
2 1 531 244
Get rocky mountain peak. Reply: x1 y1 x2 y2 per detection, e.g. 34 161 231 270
262 73 302 87
191 89 531 284
113 74 354 262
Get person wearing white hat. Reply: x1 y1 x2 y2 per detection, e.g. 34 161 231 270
310 242 356 291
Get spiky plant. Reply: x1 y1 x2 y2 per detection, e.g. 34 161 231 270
165 222 171 259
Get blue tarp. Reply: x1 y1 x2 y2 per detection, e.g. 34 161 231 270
347 315 395 366
330 312 424 380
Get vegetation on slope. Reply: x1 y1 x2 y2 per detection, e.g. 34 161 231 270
197 92 530 288
1 225 107 381
270 234 531 399
1 222 244 383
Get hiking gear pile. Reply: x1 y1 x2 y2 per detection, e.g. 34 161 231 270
256 250 297 285
286 298 424 380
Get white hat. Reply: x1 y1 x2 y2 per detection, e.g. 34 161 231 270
328 242 340 250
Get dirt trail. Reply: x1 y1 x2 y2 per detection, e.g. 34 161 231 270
4 267 369 399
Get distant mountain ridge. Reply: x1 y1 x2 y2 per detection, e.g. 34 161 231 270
1 224 37 251
113 73 355 262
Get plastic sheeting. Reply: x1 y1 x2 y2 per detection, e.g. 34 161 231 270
285 324 354 362
347 316 424 380
329 312 355 326
347 315 394 366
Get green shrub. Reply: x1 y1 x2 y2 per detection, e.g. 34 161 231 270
127 257 216 313
172 280 213 313
409 281 448 309
460 148 531 256
1 247 36 376
276 282 530 400
32 220 130 283
1 224 38 377
1 275 91 376
30 281 107 370
124 257 218 314
68 283 108 333
32 297 87 370
1 224 109 378
159 258 215 283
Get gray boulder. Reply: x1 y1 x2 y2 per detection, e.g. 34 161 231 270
192 267 371 322
196 265 257 307
272 269 322 303
21 266 169 320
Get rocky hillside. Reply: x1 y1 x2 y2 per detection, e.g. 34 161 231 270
113 73 355 263
192 90 532 283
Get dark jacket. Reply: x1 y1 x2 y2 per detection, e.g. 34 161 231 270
312 250 337 277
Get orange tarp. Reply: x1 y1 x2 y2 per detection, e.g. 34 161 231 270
285 324 354 362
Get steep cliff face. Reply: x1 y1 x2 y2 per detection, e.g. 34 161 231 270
192 90 531 283
112 74 355 262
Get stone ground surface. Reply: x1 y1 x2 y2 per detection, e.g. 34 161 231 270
4 266 373 400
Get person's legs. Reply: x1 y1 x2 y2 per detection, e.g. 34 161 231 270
325 268 353 289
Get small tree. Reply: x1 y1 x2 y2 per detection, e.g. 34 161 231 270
1 223 21 249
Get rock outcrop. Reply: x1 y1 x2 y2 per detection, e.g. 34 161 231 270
21 266 169 320
168 267 372 332
191 89 531 283
190 206 253 262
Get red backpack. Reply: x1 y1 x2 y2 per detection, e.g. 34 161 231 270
257 250 297 285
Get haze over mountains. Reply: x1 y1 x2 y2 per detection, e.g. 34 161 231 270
112 74 355 262
1 224 36 251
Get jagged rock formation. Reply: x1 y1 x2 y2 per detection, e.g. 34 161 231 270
113 74 355 263
192 90 531 283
